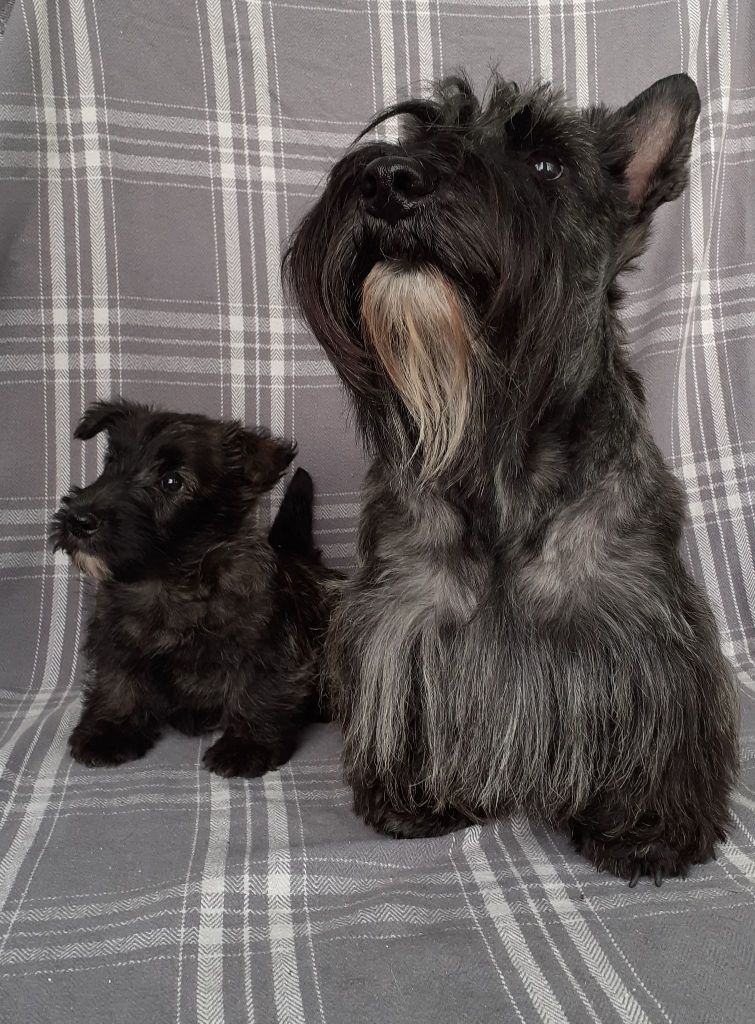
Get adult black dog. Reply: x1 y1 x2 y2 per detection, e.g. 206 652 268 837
284 73 739 883
51 399 339 778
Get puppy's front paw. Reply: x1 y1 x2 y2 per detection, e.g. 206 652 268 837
69 723 157 767
203 732 293 779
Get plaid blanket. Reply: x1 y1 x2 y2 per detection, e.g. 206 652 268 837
1 1 753 1021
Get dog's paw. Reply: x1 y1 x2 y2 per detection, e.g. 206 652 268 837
376 807 471 840
202 733 293 779
168 708 221 736
354 779 472 839
569 821 719 886
69 723 157 768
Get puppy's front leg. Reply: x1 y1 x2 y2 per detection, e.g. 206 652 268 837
202 668 305 779
69 667 162 768
203 721 298 779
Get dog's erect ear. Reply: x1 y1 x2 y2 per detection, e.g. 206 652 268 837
74 398 136 440
613 74 700 215
225 424 296 492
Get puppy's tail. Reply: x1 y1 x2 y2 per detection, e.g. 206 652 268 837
269 468 319 561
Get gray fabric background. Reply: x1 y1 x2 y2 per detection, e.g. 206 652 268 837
1 1 753 1022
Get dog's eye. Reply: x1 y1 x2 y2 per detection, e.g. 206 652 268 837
530 155 563 180
160 472 184 493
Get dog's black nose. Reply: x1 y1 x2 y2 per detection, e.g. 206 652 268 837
67 510 100 537
360 156 434 221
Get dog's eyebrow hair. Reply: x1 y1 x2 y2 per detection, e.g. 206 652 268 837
141 415 177 444
503 105 534 135
355 99 441 143
156 444 183 466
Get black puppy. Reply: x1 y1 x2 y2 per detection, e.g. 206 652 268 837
51 399 339 778
285 73 739 882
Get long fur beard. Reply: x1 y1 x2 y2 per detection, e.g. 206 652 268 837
361 262 483 481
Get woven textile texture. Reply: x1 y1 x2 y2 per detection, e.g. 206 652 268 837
0 2 753 1021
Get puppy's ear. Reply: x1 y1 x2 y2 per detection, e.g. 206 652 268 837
225 424 296 492
74 398 135 440
611 74 700 216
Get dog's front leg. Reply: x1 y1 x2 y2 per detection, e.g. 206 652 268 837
202 720 299 779
202 725 297 779
69 666 162 768
202 670 304 779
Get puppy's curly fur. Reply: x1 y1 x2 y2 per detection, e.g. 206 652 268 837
285 72 739 882
51 399 340 778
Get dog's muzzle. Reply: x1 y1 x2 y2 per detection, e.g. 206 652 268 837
66 507 101 539
359 156 435 223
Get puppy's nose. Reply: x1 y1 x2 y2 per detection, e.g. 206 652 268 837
360 156 434 222
67 510 100 537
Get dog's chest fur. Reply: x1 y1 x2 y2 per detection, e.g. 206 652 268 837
369 486 489 625
115 569 266 651
116 581 212 653
92 540 277 702
357 447 652 629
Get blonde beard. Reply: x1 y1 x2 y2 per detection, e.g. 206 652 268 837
72 550 111 581
361 262 479 481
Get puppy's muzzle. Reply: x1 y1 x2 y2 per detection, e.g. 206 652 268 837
66 508 101 539
360 156 435 223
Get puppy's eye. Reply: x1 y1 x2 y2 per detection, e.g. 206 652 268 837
530 155 563 180
160 472 184 493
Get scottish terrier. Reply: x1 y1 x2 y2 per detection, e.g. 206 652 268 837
285 73 739 882
51 399 339 778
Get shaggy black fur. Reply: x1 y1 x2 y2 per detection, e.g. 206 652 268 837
284 72 739 882
51 399 340 778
